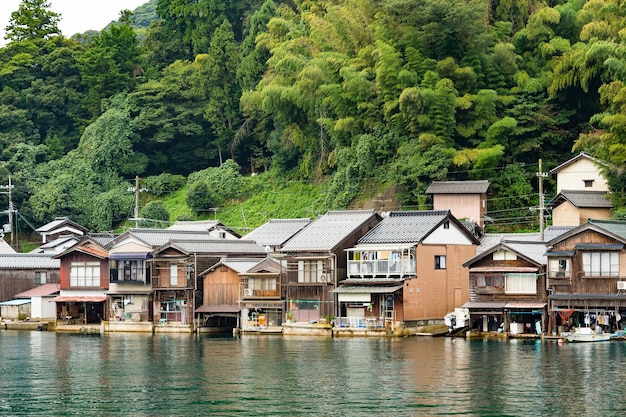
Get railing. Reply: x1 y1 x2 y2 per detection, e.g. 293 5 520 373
548 269 571 279
242 287 281 298
334 316 385 329
347 259 415 277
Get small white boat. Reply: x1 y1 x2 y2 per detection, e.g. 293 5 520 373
561 326 611 343
444 308 470 331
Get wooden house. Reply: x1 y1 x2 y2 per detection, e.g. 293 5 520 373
198 257 281 331
462 240 548 334
545 219 626 334
149 239 266 329
337 210 478 329
0 253 60 302
426 180 491 227
105 228 216 329
51 238 109 324
279 210 381 323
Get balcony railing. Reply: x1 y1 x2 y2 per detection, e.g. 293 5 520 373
334 316 385 329
242 287 281 298
347 259 415 278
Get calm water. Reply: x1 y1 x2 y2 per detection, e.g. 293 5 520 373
0 331 625 416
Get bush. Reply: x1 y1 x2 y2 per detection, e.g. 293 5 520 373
142 173 186 197
185 182 215 214
140 201 170 228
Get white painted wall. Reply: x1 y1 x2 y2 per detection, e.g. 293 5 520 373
556 158 608 193
423 223 474 245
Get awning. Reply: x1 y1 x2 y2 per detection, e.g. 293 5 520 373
110 252 151 260
574 243 624 251
330 284 404 294
505 302 546 309
51 296 107 303
195 305 241 313
545 251 575 257
469 267 538 273
462 301 506 309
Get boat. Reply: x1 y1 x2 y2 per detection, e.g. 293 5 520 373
444 308 470 331
561 326 611 343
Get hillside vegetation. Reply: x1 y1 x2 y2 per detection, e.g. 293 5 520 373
1 0 626 237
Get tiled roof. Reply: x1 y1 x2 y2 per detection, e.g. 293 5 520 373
478 227 573 253
357 211 450 244
88 233 117 247
549 152 607 173
587 219 626 241
161 239 267 255
168 220 221 231
425 180 490 194
30 235 79 254
464 241 547 267
108 229 214 249
15 283 60 298
243 218 311 247
35 217 88 233
0 254 60 269
281 210 378 252
548 190 613 208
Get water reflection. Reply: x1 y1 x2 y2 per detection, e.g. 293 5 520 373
1 331 626 416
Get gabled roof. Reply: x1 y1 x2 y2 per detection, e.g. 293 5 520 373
547 219 626 246
152 239 266 257
53 236 109 260
35 217 88 233
478 227 573 252
281 210 380 252
0 254 60 269
425 180 491 195
15 283 60 298
88 232 117 247
30 235 80 254
168 220 241 238
464 241 547 268
357 210 479 245
201 256 279 276
549 152 608 174
106 229 214 249
547 190 613 209
243 218 311 247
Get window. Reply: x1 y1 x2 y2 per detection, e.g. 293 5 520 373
474 274 504 287
109 259 147 283
505 273 537 294
298 260 326 283
170 264 179 286
70 262 100 287
434 255 446 269
582 252 619 277
248 277 277 291
549 259 570 278
34 271 47 285
443 221 450 229
493 250 517 261
583 179 594 188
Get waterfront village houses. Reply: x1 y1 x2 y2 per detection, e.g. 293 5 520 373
462 239 549 334
278 210 382 323
546 219 626 335
335 210 479 329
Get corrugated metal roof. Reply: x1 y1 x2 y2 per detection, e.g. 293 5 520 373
281 210 378 252
0 299 31 306
109 229 214 248
548 190 613 208
243 218 311 247
15 283 60 298
357 210 449 244
426 180 490 194
0 254 60 269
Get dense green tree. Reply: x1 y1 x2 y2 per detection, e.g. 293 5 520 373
4 0 61 43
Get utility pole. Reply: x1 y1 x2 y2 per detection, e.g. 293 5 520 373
127 176 148 228
537 159 548 241
0 176 15 248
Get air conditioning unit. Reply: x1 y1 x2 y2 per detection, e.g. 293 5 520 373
319 274 327 283
243 288 253 296
618 281 626 290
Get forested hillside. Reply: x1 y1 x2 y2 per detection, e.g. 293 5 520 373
1 0 625 238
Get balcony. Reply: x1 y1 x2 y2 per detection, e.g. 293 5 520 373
347 259 415 278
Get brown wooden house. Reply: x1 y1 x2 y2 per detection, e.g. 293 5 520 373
462 240 548 334
0 253 60 303
545 219 626 334
52 237 109 324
